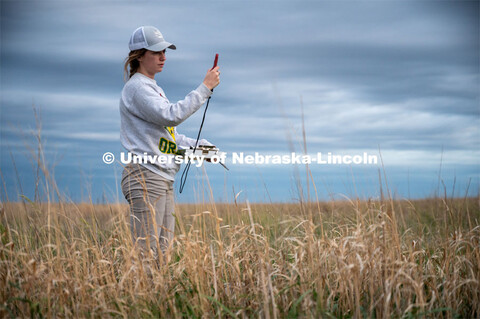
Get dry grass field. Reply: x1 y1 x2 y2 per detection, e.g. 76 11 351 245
1 195 479 318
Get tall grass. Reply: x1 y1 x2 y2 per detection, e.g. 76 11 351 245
1 195 479 318
1 106 479 317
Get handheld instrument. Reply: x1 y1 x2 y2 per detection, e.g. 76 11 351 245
179 54 227 193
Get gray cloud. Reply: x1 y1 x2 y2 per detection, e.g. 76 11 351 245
1 0 478 202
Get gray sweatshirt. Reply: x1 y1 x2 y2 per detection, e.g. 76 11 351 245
120 72 212 181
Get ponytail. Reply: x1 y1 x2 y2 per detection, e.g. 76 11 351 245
123 49 147 81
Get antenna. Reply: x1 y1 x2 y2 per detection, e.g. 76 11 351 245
179 53 220 193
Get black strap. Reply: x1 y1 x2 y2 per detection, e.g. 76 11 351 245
179 96 211 193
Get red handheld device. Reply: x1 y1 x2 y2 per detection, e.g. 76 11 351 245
212 53 219 69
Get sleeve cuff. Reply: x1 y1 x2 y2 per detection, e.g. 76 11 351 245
196 83 213 99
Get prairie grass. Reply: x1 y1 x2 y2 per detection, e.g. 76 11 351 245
1 195 479 318
2 107 479 317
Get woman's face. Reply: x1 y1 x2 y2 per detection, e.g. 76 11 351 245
138 50 166 79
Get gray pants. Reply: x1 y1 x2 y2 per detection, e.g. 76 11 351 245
121 163 175 256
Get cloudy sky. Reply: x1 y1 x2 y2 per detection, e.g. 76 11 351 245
1 1 478 203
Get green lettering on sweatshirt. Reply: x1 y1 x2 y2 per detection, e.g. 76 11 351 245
159 137 177 154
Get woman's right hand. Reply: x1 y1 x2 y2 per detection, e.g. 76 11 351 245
203 66 220 90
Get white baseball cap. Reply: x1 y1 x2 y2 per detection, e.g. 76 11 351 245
128 26 176 52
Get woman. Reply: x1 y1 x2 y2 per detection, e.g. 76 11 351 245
120 26 220 257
